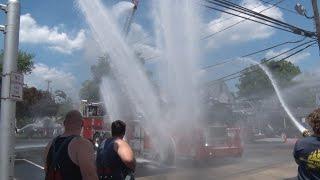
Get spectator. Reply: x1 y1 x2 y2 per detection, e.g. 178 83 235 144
44 110 98 180
294 108 320 180
96 120 136 180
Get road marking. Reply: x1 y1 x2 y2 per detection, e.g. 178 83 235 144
15 159 44 170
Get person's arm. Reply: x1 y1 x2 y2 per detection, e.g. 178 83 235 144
43 140 52 173
293 140 306 166
115 140 136 171
76 139 99 180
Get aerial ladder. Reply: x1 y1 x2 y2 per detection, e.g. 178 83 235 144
123 0 139 37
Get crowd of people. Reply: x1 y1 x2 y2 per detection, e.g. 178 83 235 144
44 110 135 180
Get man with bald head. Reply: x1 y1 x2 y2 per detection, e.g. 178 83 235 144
44 110 98 180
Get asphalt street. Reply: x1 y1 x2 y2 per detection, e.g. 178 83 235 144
13 140 298 180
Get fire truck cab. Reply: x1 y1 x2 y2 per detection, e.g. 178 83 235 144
80 100 110 146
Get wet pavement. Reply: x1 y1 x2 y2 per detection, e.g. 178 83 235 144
13 140 298 180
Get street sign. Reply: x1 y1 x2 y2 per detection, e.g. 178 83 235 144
9 72 23 101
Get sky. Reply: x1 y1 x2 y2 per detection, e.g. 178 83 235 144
0 0 318 99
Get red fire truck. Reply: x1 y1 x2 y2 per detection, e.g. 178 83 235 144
80 100 111 147
125 121 243 164
80 100 243 163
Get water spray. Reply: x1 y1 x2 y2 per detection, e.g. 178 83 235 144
246 60 309 136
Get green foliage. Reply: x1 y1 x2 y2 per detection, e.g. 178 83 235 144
91 55 112 82
79 52 153 102
0 50 34 74
79 55 113 101
79 80 100 102
236 60 301 98
16 87 72 127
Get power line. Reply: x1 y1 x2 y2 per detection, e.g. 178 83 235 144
202 4 302 38
207 0 275 27
202 0 315 39
221 42 316 82
259 0 299 15
207 40 316 85
209 41 316 84
206 0 294 29
202 37 306 69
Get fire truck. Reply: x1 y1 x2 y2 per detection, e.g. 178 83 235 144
80 100 111 147
80 100 243 163
125 121 243 164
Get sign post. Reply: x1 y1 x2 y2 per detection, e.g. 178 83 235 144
0 0 21 179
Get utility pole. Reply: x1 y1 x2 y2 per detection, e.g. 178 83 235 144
0 0 20 179
46 80 52 93
312 0 320 51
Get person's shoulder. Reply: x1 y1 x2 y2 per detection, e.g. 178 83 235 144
71 136 93 149
114 138 129 146
296 136 317 146
114 138 131 150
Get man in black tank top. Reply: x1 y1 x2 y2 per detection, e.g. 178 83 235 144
96 120 136 180
44 110 98 180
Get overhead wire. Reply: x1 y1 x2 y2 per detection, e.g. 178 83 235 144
208 0 304 30
207 0 275 27
206 0 294 29
202 0 315 39
206 40 316 85
202 37 307 69
258 0 300 15
220 42 317 82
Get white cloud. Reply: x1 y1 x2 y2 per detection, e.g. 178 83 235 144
205 0 283 49
20 13 86 54
25 63 78 99
265 49 310 64
133 43 161 60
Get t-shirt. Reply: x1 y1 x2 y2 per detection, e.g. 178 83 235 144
293 136 320 180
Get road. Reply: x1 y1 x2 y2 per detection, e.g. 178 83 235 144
137 143 297 180
13 140 298 180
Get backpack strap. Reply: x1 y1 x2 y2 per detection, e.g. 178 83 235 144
50 135 78 169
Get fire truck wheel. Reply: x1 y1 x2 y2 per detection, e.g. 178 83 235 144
156 138 176 165
163 144 175 165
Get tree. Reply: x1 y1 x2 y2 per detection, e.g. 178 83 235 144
16 87 72 127
91 55 112 82
79 52 153 102
79 55 113 101
0 50 34 74
54 90 73 117
16 87 50 127
79 80 101 102
236 60 301 98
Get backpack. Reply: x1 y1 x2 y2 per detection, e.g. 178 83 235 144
96 139 135 180
45 136 76 180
